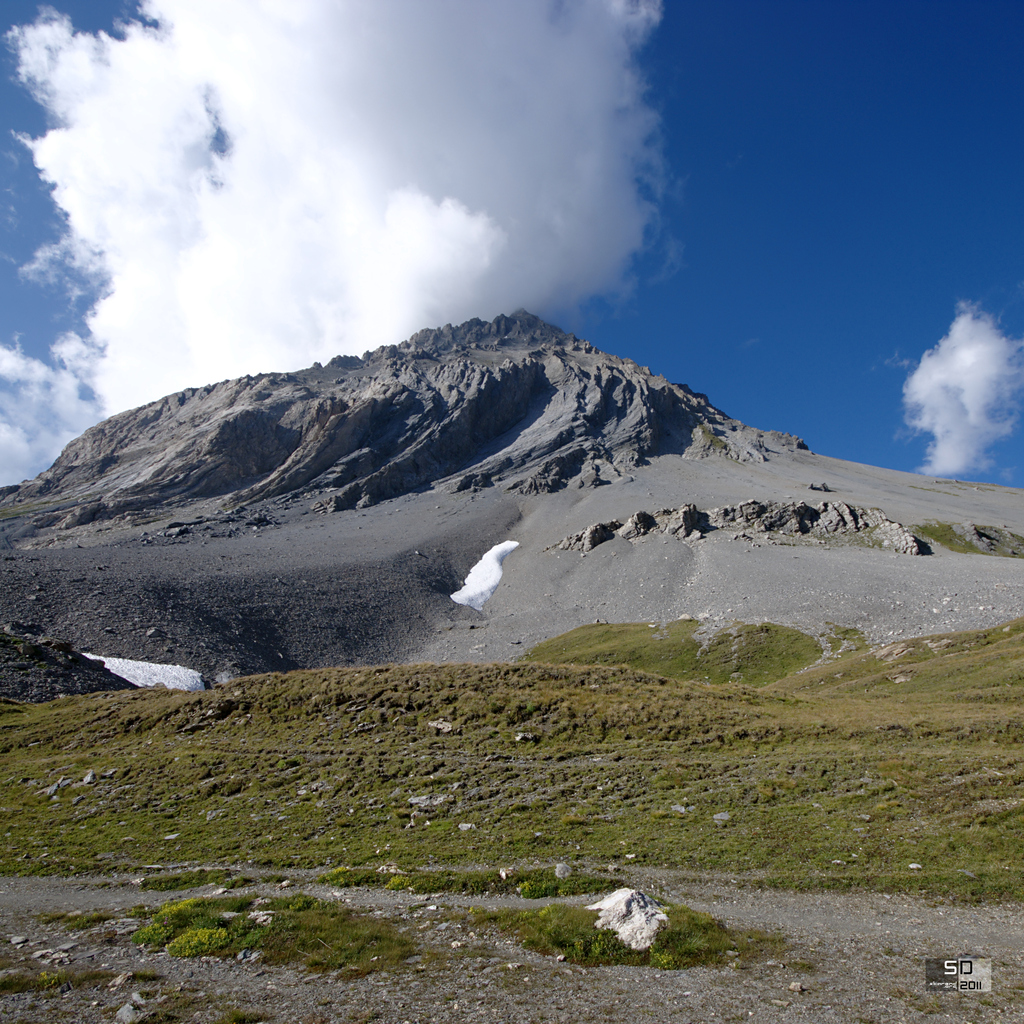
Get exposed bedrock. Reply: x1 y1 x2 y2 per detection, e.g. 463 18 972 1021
0 312 807 525
555 500 924 555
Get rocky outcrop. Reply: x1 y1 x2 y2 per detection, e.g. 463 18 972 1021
948 522 1024 556
554 500 924 555
658 503 704 538
617 511 658 540
954 522 997 552
0 623 136 703
868 519 926 556
0 312 808 523
706 500 924 553
555 521 622 553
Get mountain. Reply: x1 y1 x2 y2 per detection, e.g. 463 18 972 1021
0 311 805 522
2 311 1024 691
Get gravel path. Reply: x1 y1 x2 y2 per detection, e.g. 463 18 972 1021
1 871 1021 1023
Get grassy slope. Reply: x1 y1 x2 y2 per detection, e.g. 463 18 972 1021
912 521 1024 557
1 619 1023 901
523 619 826 685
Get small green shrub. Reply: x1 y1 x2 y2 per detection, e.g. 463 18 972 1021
158 897 204 924
130 893 413 974
132 919 175 946
517 870 615 899
38 910 114 929
167 926 229 957
133 895 253 948
0 968 120 993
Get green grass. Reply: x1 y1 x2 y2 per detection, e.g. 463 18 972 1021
320 865 623 897
0 968 119 993
0 500 68 522
473 903 780 969
913 521 1024 557
38 909 114 928
213 1012 265 1024
523 619 824 685
132 894 415 974
1 619 1024 901
697 424 729 452
140 869 251 891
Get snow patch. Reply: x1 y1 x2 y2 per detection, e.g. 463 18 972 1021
586 888 668 950
85 654 205 691
450 540 519 611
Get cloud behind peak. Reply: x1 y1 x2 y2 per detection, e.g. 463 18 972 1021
2 0 663 482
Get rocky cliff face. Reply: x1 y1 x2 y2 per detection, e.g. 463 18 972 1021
1 312 806 523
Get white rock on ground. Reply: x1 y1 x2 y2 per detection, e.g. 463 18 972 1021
586 888 668 950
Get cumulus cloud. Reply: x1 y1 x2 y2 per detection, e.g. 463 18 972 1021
0 334 103 484
903 305 1024 476
3 0 663 482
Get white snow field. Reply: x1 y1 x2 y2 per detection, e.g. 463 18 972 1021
450 540 519 611
84 654 205 691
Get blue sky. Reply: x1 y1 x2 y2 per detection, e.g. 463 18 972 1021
2 1 1023 485
584 0 1024 478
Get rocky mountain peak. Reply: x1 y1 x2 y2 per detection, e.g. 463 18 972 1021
0 312 808 531
390 309 575 358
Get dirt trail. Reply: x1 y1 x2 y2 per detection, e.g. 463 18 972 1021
1 871 1022 1023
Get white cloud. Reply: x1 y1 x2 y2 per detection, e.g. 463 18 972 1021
903 305 1024 476
0 334 103 484
4 0 663 483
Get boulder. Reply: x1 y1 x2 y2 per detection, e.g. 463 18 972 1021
408 793 448 807
586 888 668 951
57 502 104 529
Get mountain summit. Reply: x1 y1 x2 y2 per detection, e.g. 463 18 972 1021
1 312 805 523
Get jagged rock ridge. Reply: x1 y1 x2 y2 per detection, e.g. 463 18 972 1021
0 312 807 524
555 499 924 555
